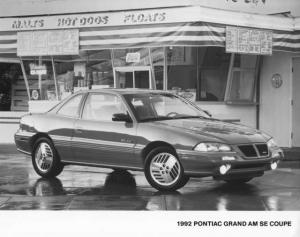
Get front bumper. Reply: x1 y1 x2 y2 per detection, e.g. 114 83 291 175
14 130 34 155
177 148 284 178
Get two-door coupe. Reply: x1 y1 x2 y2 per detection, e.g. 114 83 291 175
15 89 284 191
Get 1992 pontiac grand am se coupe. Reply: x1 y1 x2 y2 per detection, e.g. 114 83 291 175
15 89 284 191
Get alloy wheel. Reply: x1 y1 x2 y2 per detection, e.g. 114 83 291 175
149 152 181 186
35 142 54 173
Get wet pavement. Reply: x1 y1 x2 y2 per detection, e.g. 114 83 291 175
0 147 300 210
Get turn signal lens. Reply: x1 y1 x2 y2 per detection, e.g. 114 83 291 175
222 156 236 161
267 138 278 149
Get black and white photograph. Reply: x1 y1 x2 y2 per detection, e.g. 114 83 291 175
0 0 299 236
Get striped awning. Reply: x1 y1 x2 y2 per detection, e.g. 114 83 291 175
0 21 300 55
273 29 300 52
0 32 17 54
80 22 225 50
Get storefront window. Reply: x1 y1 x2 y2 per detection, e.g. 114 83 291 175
150 47 164 90
167 47 197 101
166 47 230 102
225 54 259 103
85 50 113 89
112 48 154 89
198 47 230 102
20 57 57 101
53 50 113 99
0 63 22 111
53 57 75 99
112 48 150 67
14 46 259 110
18 50 114 103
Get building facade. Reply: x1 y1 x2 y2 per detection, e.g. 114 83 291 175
0 0 299 147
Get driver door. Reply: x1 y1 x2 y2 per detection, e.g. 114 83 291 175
71 92 140 168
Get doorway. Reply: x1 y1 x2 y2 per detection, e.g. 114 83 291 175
292 58 300 147
113 66 153 89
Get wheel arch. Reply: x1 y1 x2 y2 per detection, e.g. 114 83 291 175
141 141 177 163
30 133 54 152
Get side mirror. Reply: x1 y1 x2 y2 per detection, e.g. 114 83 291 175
112 113 132 123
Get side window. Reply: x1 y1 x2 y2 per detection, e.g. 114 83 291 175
82 93 127 121
57 94 83 117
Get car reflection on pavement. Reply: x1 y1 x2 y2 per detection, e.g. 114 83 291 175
21 170 280 211
0 155 299 210
27 170 184 210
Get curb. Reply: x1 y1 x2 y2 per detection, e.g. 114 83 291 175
282 148 300 161
278 161 300 169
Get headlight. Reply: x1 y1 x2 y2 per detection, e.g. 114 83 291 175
194 143 232 152
267 138 278 149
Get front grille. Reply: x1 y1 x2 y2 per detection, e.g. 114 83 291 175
238 145 257 157
256 144 269 157
238 143 269 158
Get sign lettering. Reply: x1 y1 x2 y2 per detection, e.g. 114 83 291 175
123 12 166 24
30 64 47 75
8 11 167 31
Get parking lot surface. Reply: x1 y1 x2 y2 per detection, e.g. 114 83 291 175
0 147 300 210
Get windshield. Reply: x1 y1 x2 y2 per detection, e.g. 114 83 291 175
123 93 210 122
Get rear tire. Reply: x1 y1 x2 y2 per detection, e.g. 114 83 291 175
144 146 189 191
32 137 64 178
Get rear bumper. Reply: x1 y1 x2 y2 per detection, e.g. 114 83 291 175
177 148 284 178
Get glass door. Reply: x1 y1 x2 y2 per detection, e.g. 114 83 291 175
113 66 153 89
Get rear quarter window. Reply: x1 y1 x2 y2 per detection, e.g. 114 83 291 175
57 94 83 117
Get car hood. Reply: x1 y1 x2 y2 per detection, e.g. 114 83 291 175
153 118 270 144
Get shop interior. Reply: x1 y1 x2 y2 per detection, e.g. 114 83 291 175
0 46 260 112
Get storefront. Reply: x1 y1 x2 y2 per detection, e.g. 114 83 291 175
0 3 299 147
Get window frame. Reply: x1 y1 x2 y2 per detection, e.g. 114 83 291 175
79 91 136 123
55 93 85 118
224 53 260 105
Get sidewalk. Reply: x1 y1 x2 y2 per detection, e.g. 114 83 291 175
1 144 299 168
0 144 19 155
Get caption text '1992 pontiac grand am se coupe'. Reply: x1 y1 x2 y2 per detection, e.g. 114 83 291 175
15 89 284 191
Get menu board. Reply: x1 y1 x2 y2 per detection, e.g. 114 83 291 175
17 29 79 56
226 26 272 55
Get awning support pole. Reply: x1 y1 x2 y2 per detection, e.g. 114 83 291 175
19 57 31 100
38 56 42 93
51 56 59 100
163 47 168 90
110 49 117 88
148 47 156 90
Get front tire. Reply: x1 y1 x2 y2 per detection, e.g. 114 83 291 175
144 146 189 191
32 137 64 178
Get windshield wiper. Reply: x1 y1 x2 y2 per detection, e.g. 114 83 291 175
139 116 171 122
173 115 219 121
139 115 219 122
